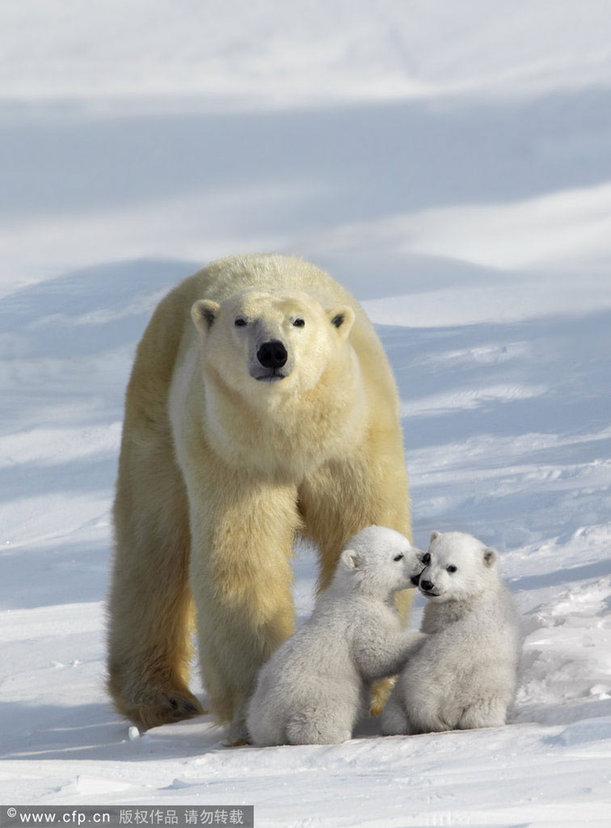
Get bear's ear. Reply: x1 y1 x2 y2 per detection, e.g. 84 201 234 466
327 305 355 342
430 530 441 543
483 547 497 568
340 548 361 571
192 299 220 335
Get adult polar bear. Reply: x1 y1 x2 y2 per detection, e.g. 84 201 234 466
108 253 411 740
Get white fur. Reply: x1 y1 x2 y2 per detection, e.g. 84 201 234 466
108 254 412 737
381 531 520 736
246 526 425 746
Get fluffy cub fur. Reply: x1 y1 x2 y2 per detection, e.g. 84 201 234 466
382 530 519 735
247 526 425 746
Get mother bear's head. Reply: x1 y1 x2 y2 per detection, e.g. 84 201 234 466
191 290 355 397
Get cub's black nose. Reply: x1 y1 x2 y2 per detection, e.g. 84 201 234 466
411 573 421 586
257 340 287 369
420 579 434 592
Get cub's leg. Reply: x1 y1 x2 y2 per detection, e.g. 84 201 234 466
285 697 355 745
406 690 455 734
246 705 285 748
380 691 411 736
458 697 508 730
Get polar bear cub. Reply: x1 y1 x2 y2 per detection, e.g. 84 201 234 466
381 530 519 736
246 526 426 746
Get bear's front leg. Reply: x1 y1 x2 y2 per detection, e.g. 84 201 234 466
188 470 301 742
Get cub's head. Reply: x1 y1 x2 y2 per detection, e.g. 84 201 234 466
337 526 424 599
191 290 355 396
415 530 498 603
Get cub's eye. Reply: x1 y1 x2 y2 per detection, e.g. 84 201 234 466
292 318 305 328
393 553 404 561
447 565 457 573
421 553 431 565
234 318 247 327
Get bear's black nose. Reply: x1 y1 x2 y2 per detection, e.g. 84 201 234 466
420 579 434 592
411 573 421 586
257 340 287 369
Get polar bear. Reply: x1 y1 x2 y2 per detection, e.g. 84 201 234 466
246 526 425 746
381 531 519 736
107 254 411 740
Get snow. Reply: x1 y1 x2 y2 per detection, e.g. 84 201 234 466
1 1 610 825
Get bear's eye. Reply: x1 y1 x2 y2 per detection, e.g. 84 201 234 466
421 553 431 565
292 318 305 328
393 553 404 561
447 565 457 573
234 317 247 327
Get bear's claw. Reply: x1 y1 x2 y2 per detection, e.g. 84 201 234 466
118 690 205 730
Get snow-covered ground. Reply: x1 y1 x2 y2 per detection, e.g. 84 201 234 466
1 2 610 825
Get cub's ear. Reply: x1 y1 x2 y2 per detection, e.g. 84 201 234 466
192 299 220 335
430 530 441 543
340 548 361 571
483 547 497 568
327 305 355 342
